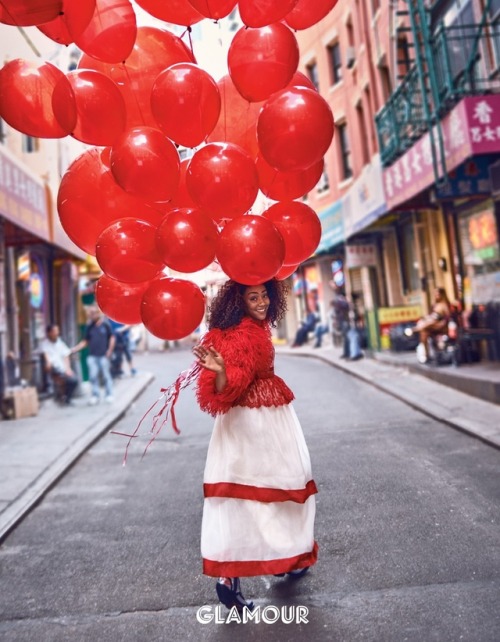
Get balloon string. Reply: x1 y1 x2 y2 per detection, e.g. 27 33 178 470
111 361 201 464
122 63 146 125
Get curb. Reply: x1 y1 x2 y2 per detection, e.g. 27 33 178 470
280 348 500 451
0 372 154 543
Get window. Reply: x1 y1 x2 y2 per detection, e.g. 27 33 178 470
379 65 393 102
356 104 370 165
371 0 381 13
397 37 412 77
316 165 330 194
490 0 500 70
338 123 353 179
328 43 343 84
22 136 39 153
306 60 319 90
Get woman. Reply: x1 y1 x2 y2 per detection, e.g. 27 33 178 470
415 287 451 363
193 279 318 612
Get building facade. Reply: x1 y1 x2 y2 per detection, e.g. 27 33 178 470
295 0 500 356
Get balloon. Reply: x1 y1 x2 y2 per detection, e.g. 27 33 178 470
262 201 322 265
256 155 324 201
96 218 164 283
53 70 127 146
275 263 298 280
228 23 299 102
141 277 206 340
156 208 218 273
239 0 298 27
207 75 263 159
216 215 285 285
134 0 203 25
37 0 96 45
257 87 334 172
95 275 152 324
0 60 75 138
169 158 198 209
285 0 340 30
187 0 237 20
286 71 317 92
151 63 220 148
110 127 180 203
75 0 137 64
0 0 61 26
186 143 259 221
78 27 195 128
57 148 163 255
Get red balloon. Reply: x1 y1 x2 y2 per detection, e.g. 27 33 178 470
257 87 334 171
169 158 198 209
141 277 205 340
216 215 285 285
285 0 340 30
53 70 126 146
286 71 317 92
95 275 152 324
256 155 324 201
239 0 298 27
96 218 164 283
78 27 195 129
228 23 299 103
37 0 95 45
156 208 218 273
134 0 203 25
262 201 322 265
0 60 74 138
151 64 220 148
207 75 263 159
57 148 163 255
186 143 259 221
110 127 180 203
0 0 61 26
275 263 298 280
75 0 137 64
187 0 236 20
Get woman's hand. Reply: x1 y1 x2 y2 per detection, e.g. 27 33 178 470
193 344 225 374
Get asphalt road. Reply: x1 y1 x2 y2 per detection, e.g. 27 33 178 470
1 349 499 642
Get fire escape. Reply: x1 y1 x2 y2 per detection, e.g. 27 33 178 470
375 0 500 183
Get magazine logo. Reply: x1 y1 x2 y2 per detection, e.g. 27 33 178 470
196 604 309 624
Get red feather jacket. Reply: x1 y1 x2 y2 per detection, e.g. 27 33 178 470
196 316 294 416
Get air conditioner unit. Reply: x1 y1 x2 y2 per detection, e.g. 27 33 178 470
345 46 356 69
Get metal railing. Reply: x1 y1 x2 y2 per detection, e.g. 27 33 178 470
376 19 500 166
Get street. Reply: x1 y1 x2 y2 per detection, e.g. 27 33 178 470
0 348 499 642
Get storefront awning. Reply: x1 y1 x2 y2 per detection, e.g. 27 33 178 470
0 145 51 242
316 200 344 253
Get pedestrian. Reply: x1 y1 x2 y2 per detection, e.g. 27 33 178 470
192 278 318 612
291 309 318 347
108 321 137 377
72 307 115 405
41 324 78 405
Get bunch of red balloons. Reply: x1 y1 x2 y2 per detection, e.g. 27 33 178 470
0 0 337 340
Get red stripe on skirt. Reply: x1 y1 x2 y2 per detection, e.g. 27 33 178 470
203 541 319 578
203 479 318 503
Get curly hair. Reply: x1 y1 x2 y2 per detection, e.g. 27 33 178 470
207 279 288 330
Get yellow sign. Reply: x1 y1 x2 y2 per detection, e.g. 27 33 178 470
378 305 422 324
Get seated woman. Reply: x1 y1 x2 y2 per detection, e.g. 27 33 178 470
415 287 451 363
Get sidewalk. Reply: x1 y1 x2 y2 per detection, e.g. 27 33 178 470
0 369 154 543
278 342 500 450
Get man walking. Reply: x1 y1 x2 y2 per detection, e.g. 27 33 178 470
72 307 115 405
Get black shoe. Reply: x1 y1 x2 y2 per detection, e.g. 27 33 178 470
287 567 310 579
273 573 286 577
216 578 254 612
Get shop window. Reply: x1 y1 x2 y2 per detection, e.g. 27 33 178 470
337 123 353 180
306 60 320 90
459 206 500 275
401 221 421 293
328 42 343 85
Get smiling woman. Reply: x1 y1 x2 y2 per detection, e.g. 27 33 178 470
192 278 318 613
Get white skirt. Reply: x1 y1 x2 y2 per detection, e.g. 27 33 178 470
201 404 318 577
